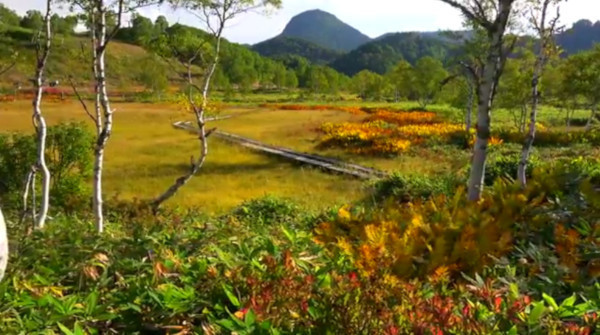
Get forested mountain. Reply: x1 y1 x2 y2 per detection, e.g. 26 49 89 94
557 19 600 55
330 32 457 76
253 8 600 77
277 9 371 52
252 36 344 65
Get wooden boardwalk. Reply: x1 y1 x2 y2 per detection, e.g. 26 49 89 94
172 121 387 180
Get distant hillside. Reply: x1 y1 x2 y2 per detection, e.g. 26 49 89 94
330 32 457 76
278 9 371 52
252 36 344 65
557 20 600 55
0 21 305 91
0 26 157 88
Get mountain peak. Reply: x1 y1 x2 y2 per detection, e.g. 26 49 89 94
280 9 371 52
298 9 332 15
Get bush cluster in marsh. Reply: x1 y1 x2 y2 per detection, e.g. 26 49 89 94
319 111 467 155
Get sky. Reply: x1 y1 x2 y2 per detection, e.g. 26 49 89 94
2 0 600 44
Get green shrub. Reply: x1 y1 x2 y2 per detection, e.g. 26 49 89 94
0 122 93 212
485 152 540 185
233 195 301 226
568 118 590 127
495 128 600 147
0 133 36 206
372 173 463 202
561 157 600 183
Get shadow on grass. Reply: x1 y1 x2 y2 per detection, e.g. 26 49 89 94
150 159 287 176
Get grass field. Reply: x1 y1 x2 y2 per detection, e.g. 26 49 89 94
0 100 366 213
213 107 471 173
1 97 595 213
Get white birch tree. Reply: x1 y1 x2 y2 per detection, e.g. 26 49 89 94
31 0 54 229
439 0 518 201
151 0 281 209
0 207 7 282
517 0 562 187
65 0 158 232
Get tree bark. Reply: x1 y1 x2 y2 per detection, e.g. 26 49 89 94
0 207 7 282
586 105 597 131
89 0 123 233
31 0 53 229
468 24 512 200
469 81 494 201
518 73 542 186
466 79 475 133
20 167 35 225
92 4 113 233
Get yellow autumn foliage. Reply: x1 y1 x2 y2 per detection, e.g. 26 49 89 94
316 176 563 279
320 111 470 155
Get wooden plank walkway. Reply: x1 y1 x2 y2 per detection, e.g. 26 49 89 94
172 121 387 180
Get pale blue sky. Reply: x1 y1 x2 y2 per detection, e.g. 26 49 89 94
2 0 599 44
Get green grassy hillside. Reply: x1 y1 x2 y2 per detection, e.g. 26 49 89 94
0 26 171 92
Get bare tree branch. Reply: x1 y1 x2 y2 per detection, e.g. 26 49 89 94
439 0 494 30
68 76 97 123
0 62 16 77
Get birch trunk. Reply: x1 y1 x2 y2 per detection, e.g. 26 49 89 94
466 80 475 133
92 3 114 233
0 207 7 282
440 0 515 201
469 81 494 201
518 70 542 186
586 105 597 131
32 0 53 229
152 35 224 210
468 24 511 201
519 0 561 186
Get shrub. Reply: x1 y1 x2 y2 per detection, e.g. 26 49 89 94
0 204 326 334
317 165 599 281
371 173 463 202
0 133 36 206
485 152 540 185
364 111 438 126
495 128 600 147
319 120 465 155
233 195 302 226
568 118 590 127
0 122 94 212
46 123 94 212
561 157 600 183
